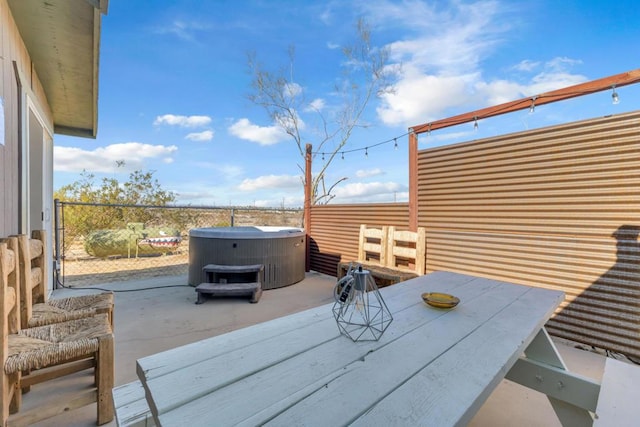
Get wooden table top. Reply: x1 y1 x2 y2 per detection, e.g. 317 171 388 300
137 271 564 426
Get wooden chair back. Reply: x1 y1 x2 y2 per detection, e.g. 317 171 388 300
1 236 21 422
16 231 47 327
386 226 426 275
1 237 20 334
357 224 389 266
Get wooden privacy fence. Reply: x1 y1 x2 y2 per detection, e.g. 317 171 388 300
308 110 640 359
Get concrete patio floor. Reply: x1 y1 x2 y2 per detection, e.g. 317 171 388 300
24 271 610 427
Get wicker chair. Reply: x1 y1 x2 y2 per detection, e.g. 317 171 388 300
16 231 114 328
1 236 114 426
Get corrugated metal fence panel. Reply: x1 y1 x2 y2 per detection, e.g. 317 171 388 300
309 203 410 276
417 111 640 358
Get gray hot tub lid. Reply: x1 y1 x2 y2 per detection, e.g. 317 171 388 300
189 226 305 239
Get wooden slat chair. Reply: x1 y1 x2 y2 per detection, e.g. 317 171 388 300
17 231 114 328
1 237 21 424
1 236 115 426
338 225 426 286
357 224 389 266
385 226 426 276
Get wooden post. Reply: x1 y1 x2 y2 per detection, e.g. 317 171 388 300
304 144 312 272
408 130 418 232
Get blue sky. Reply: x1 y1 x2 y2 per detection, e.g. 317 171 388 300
53 0 640 207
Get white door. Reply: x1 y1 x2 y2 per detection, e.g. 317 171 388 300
23 101 54 292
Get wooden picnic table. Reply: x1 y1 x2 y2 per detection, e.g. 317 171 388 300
136 271 601 426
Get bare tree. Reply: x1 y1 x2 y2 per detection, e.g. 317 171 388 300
247 19 397 204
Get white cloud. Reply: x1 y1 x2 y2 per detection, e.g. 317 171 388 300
474 79 525 105
305 98 326 112
319 5 334 25
371 1 587 128
374 1 511 126
527 72 587 95
513 60 540 72
154 114 212 127
355 168 384 178
154 20 211 42
377 70 478 125
186 130 214 141
544 57 583 73
333 182 406 202
228 118 289 145
55 143 178 172
284 82 303 98
237 174 301 191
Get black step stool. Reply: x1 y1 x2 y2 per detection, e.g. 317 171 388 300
196 264 263 304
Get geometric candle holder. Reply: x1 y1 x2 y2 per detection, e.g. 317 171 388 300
332 264 393 341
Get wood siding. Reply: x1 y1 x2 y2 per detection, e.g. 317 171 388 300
309 203 409 276
0 0 52 237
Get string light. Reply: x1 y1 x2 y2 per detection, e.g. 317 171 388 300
529 96 537 114
310 130 410 158
306 82 630 161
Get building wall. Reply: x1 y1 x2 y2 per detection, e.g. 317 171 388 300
0 0 53 237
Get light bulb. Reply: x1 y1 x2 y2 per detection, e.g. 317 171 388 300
612 86 620 105
529 96 537 114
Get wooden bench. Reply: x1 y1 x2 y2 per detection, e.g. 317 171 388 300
337 224 426 286
594 357 640 425
113 380 156 427
195 264 263 304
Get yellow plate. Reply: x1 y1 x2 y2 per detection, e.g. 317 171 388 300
422 292 460 309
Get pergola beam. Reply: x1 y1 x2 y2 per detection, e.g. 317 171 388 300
410 68 640 135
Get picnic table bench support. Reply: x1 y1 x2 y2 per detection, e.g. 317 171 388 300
506 328 599 426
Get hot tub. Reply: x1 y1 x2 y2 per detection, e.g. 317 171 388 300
188 226 306 289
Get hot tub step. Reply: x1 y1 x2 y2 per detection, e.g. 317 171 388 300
195 282 262 304
203 264 264 274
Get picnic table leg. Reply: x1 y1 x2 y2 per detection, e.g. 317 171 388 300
506 328 598 427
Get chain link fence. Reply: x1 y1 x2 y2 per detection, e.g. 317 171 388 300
55 201 303 287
